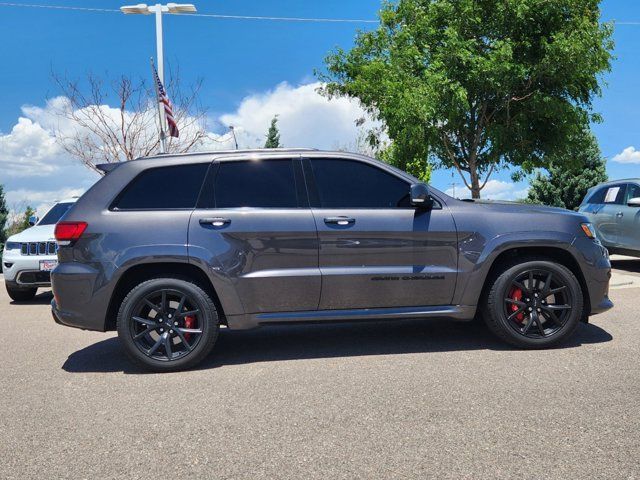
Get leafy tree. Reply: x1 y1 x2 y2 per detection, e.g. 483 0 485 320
6 206 36 237
334 127 432 182
378 141 432 183
0 185 8 249
525 133 607 210
320 0 613 198
264 116 281 148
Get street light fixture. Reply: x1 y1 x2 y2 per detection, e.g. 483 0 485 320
167 3 197 13
120 3 197 152
120 3 151 14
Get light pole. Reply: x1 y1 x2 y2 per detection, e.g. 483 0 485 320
121 3 197 152
228 126 239 150
449 171 458 198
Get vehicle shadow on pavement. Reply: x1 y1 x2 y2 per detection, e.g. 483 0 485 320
9 291 52 305
62 319 613 374
611 258 640 274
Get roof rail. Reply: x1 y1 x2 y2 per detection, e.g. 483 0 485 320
140 147 318 161
98 148 321 171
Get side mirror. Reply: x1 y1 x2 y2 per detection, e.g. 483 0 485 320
410 183 434 209
28 215 39 226
628 197 640 207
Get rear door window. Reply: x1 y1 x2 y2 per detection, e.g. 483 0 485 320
603 185 626 204
114 163 209 210
214 159 299 208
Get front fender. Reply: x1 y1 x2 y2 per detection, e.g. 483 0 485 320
453 230 578 307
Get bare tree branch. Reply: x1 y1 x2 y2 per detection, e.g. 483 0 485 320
50 68 208 174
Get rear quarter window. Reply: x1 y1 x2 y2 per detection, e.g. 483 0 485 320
113 163 209 210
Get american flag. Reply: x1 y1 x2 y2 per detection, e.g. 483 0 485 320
152 63 179 138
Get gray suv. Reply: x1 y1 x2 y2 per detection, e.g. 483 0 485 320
579 179 640 256
51 149 612 371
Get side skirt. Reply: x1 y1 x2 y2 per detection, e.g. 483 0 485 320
225 305 477 330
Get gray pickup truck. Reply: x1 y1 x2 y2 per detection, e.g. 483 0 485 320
51 149 612 371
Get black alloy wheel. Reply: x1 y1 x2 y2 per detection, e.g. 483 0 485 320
483 259 583 348
503 269 573 339
117 278 219 372
130 288 204 361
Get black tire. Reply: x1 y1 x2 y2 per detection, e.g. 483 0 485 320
482 258 584 348
6 285 37 302
117 277 220 372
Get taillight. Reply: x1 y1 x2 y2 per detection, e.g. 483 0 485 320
55 221 88 245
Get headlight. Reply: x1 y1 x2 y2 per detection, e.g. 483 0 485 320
4 242 21 251
580 223 596 239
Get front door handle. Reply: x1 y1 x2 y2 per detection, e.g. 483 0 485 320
324 216 355 226
199 217 231 227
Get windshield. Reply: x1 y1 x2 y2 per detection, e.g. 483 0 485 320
38 202 74 225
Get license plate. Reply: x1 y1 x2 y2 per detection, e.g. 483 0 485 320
39 260 58 272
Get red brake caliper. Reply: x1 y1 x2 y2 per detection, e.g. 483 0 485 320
508 287 525 323
184 315 195 341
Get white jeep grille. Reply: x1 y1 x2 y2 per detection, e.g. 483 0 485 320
20 242 57 256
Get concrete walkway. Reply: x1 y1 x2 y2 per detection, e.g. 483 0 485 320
609 254 640 289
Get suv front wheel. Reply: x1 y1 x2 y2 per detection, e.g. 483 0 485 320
117 277 220 372
483 259 584 348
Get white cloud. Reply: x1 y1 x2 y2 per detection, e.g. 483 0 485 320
0 117 62 177
611 146 640 164
0 81 374 214
220 81 372 150
5 187 86 218
446 179 529 201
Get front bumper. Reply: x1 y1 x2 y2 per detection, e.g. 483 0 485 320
573 236 613 316
2 250 56 286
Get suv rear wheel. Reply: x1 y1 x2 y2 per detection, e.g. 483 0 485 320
6 285 37 302
117 277 220 372
483 259 583 348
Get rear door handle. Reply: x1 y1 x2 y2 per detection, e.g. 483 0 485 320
199 217 231 227
324 216 355 226
616 211 624 218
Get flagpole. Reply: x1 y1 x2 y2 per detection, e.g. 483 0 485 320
150 57 167 154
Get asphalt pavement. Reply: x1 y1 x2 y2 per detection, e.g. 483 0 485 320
0 263 639 479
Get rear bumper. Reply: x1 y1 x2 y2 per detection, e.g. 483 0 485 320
50 262 110 331
51 297 100 330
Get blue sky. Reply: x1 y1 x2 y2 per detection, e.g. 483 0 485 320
1 0 639 212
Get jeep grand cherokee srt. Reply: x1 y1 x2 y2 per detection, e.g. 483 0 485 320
51 149 612 371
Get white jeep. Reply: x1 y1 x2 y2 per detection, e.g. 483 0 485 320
2 198 77 301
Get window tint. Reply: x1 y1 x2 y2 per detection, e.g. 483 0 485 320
587 185 625 205
215 160 298 208
603 185 626 204
310 159 410 208
625 183 640 202
114 163 208 210
38 202 74 225
587 187 606 204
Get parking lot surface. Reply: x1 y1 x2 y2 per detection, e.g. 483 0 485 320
1 263 639 479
